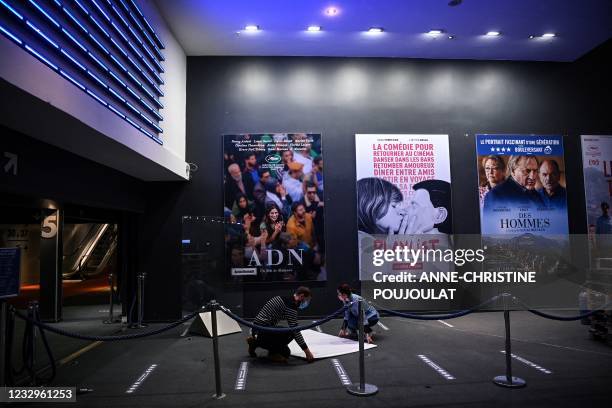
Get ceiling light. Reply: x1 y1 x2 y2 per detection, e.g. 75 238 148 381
486 31 500 36
307 25 321 32
244 25 259 32
529 35 535 39
542 33 556 38
448 35 455 39
325 7 339 16
368 27 383 34
428 29 443 36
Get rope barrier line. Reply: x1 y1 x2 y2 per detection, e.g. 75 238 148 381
11 307 203 341
219 303 352 333
368 294 507 321
511 297 612 321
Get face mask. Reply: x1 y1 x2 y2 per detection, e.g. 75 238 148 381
298 299 310 310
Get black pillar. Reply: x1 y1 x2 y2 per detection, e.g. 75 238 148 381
39 208 63 322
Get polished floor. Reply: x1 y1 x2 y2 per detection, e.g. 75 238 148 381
12 310 612 408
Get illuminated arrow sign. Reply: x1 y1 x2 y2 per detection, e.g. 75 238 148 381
3 152 18 175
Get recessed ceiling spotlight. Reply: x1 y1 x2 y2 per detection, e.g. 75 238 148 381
486 31 501 36
244 25 259 32
368 27 384 34
542 33 556 38
529 35 535 39
307 25 321 32
325 6 339 16
448 35 455 39
428 29 444 36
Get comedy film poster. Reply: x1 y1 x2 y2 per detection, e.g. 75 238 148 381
223 133 325 282
355 134 453 281
476 134 570 277
581 135 612 259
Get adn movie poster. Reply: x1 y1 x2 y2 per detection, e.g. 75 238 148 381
355 134 453 280
581 135 612 257
223 133 325 282
476 134 570 276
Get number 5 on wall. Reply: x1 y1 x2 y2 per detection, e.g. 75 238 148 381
41 213 58 238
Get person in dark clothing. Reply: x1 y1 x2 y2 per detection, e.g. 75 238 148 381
483 155 544 211
225 163 255 209
247 287 315 363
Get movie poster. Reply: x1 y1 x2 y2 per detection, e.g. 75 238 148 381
581 135 612 258
355 134 453 280
223 133 325 282
476 134 570 276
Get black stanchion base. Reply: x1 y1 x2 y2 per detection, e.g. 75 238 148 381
128 324 148 329
212 393 226 399
493 375 526 388
103 318 121 324
347 383 378 396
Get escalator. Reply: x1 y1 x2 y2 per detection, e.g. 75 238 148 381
62 224 117 279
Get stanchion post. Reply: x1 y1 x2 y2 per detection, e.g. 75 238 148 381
0 300 6 387
103 273 119 324
209 300 225 399
28 302 38 386
347 298 378 396
493 309 526 388
131 273 147 329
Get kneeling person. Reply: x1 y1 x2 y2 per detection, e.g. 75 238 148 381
247 286 315 363
337 284 379 344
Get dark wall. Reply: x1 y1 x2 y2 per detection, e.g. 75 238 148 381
181 44 612 318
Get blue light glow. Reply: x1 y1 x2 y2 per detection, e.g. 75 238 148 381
25 44 58 70
62 8 88 34
107 103 125 119
0 0 24 20
87 69 108 89
61 27 87 52
181 239 191 244
26 21 59 49
90 15 110 38
28 0 60 28
86 88 107 105
109 70 126 86
110 37 127 56
111 21 129 42
129 0 143 17
108 86 125 102
110 54 127 71
73 0 89 15
125 86 139 100
59 69 85 90
127 39 143 58
91 0 111 22
88 51 109 71
125 100 140 115
60 48 86 71
111 4 130 27
124 115 140 130
126 70 142 87
0 24 22 44
128 0 164 49
88 33 109 54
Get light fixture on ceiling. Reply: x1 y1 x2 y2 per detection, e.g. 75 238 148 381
325 6 339 16
244 25 259 32
367 27 383 34
542 33 556 38
307 25 321 32
448 35 455 39
486 31 501 36
529 35 535 39
427 29 443 36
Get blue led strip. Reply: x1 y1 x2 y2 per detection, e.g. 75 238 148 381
27 0 164 118
68 0 164 92
106 0 164 73
127 0 164 49
0 22 162 144
117 0 163 60
51 0 163 107
0 0 23 20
